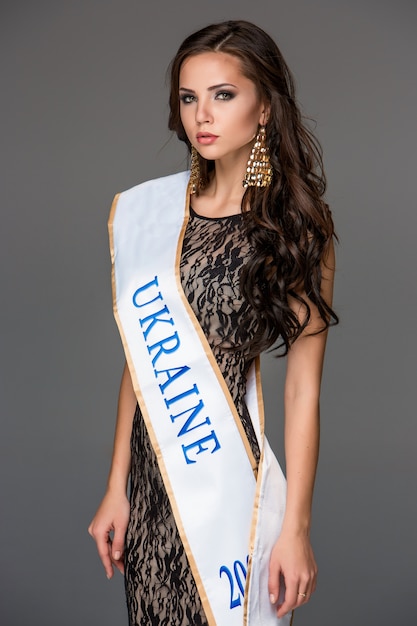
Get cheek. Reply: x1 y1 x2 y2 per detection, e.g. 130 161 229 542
231 110 260 140
180 106 195 134
179 110 191 139
179 101 189 119
230 100 261 131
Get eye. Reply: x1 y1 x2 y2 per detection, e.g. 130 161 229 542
180 94 196 104
215 91 234 101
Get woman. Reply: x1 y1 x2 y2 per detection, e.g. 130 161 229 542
89 20 337 626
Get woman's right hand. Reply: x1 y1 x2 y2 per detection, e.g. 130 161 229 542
88 490 130 579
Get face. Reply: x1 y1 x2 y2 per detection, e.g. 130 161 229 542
179 52 267 164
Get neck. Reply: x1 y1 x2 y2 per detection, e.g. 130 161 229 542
203 147 251 211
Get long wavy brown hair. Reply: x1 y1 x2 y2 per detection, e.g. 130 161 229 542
168 20 338 356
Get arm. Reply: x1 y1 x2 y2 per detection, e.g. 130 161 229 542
269 241 336 618
88 361 136 578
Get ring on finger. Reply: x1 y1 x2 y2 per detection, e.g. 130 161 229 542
297 592 307 598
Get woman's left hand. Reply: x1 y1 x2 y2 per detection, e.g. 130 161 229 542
268 529 317 619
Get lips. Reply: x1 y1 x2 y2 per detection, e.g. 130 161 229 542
196 132 219 145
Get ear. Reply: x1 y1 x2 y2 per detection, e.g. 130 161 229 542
259 103 271 126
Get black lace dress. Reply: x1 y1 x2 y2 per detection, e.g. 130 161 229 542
124 208 260 625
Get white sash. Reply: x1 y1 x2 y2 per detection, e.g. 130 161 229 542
109 171 291 625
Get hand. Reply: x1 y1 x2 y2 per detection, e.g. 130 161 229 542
268 529 317 619
88 490 130 579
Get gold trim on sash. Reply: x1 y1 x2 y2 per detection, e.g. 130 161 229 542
243 357 264 624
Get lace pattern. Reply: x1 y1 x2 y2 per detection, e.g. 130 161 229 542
125 208 260 625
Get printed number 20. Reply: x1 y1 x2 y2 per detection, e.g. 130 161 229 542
219 559 248 609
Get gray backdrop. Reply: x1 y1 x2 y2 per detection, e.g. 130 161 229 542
1 1 416 625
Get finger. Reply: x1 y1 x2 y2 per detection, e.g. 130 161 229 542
278 578 313 617
276 578 298 618
311 572 318 594
113 558 125 575
297 568 317 603
95 532 114 579
296 589 309 606
296 574 311 605
111 525 126 563
268 565 281 607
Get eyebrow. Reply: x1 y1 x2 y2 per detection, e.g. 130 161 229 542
179 83 238 93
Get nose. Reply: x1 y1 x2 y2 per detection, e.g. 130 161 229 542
195 98 213 125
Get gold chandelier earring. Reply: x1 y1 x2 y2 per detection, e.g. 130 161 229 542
243 125 272 188
190 145 204 195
